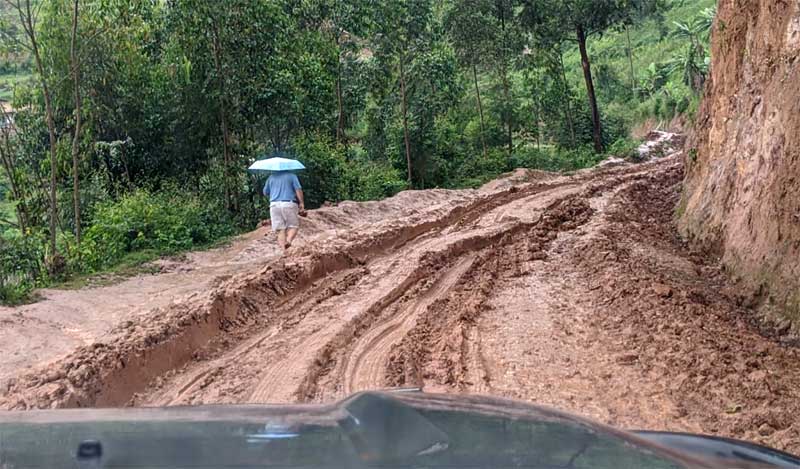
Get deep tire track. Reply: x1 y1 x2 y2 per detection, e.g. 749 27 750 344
341 255 476 395
138 267 367 406
299 166 670 403
149 160 676 406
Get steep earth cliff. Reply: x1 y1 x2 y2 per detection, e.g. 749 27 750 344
680 0 800 326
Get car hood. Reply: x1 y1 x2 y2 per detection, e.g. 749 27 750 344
0 390 796 468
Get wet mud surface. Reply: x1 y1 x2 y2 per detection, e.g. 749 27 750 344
2 149 799 454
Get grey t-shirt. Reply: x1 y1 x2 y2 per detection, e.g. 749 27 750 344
263 172 302 204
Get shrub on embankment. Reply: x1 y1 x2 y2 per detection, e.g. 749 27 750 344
0 189 235 304
77 190 235 271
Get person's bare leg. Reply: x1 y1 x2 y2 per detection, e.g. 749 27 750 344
277 230 287 250
286 228 298 248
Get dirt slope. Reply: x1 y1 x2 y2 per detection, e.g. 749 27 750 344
2 147 800 453
680 0 800 327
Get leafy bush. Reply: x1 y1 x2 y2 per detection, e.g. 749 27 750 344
600 111 629 148
348 161 407 201
291 135 351 208
80 190 233 270
560 146 606 170
606 137 640 160
512 146 602 173
510 147 550 170
292 134 407 205
550 108 627 151
0 231 45 304
451 148 512 187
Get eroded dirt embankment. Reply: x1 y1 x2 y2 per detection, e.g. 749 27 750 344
680 0 800 327
2 148 800 454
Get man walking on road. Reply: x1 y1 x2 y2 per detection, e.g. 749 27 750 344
264 171 305 251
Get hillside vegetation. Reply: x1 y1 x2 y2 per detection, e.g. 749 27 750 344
563 0 715 128
0 0 714 303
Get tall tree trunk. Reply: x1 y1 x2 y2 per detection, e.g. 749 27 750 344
500 66 513 154
210 23 235 212
496 2 513 154
576 24 603 153
399 57 413 185
558 51 576 147
20 0 59 257
335 48 345 144
30 151 50 216
625 25 636 100
534 78 541 151
218 105 233 209
472 62 488 159
70 0 82 246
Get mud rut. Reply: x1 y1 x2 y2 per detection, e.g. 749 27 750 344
134 160 668 407
5 153 800 453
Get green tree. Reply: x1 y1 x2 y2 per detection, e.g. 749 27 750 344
300 0 373 144
444 0 494 158
521 0 644 153
373 0 433 184
167 0 336 212
168 0 272 212
619 0 666 100
405 41 461 187
670 5 714 93
3 0 60 261
69 0 82 246
667 44 707 93
490 0 524 154
672 5 714 57
521 45 581 148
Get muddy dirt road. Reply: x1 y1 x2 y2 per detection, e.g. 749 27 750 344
2 150 800 453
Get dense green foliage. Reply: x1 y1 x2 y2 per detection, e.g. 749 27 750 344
0 0 714 303
78 190 235 270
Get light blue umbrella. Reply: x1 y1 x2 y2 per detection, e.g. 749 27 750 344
248 157 306 173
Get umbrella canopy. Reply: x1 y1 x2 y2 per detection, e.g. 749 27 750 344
248 157 306 173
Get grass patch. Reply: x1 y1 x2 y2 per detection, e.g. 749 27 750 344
55 234 234 290
0 72 32 101
55 249 163 290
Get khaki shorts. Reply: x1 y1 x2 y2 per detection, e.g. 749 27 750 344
270 202 300 231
